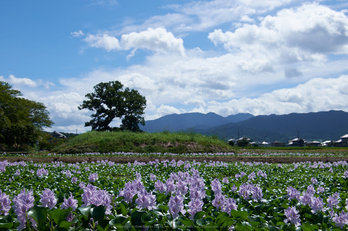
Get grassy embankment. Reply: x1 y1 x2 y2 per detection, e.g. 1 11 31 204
53 130 235 154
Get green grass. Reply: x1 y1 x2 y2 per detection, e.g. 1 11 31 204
52 130 235 154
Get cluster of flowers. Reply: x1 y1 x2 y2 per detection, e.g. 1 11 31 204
36 168 49 177
285 183 348 227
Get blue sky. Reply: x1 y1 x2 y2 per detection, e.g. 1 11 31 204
1 0 348 133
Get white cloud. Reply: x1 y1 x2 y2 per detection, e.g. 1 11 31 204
84 28 186 56
71 30 85 37
5 75 38 87
156 104 185 117
203 75 348 116
84 34 120 51
208 3 348 64
121 28 186 57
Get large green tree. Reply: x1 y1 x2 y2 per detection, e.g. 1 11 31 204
0 81 53 150
78 81 146 131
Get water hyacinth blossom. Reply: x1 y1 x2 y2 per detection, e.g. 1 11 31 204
13 189 36 230
0 190 11 215
88 173 98 183
135 190 156 210
40 188 57 209
61 193 78 210
168 194 186 219
284 206 301 227
333 211 348 229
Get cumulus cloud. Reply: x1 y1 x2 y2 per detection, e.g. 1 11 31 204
84 28 186 56
155 104 185 117
208 3 348 65
84 34 121 51
121 28 186 56
3 75 38 87
203 75 348 116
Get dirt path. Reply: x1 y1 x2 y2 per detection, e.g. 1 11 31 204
1 156 348 163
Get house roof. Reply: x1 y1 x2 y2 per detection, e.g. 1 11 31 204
340 134 348 139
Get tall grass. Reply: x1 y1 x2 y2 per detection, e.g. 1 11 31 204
53 130 234 154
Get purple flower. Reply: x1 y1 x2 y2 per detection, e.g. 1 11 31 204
188 198 203 218
0 160 8 173
82 184 112 214
238 183 250 200
0 190 11 215
150 174 157 181
327 193 340 209
40 188 57 209
257 170 267 178
65 170 72 178
221 198 237 214
248 172 256 181
135 190 156 210
300 192 313 206
311 177 318 185
15 169 20 176
154 180 166 193
310 196 324 214
168 195 185 218
211 178 222 194
36 168 48 177
71 177 78 184
212 193 225 210
189 186 206 200
231 185 237 192
284 206 301 227
175 180 188 195
13 189 36 230
61 193 78 210
317 186 325 193
252 186 263 202
306 185 315 195
344 170 348 179
88 173 98 183
286 186 300 200
79 182 86 189
333 211 348 229
165 178 176 194
222 177 229 184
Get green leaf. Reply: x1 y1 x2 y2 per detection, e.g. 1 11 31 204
117 202 128 216
131 210 146 227
194 211 206 220
231 210 249 220
91 205 106 224
109 216 128 226
0 222 13 229
78 205 92 219
58 220 74 229
50 208 72 225
0 215 12 224
28 205 48 230
178 216 195 226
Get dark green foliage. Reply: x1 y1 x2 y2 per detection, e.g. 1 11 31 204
237 138 250 147
78 81 146 132
0 81 53 150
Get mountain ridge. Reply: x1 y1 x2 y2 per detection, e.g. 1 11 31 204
141 110 348 142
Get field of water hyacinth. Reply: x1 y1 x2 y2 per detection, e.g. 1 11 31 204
1 158 348 230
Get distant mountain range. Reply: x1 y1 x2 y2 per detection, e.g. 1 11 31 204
141 110 348 142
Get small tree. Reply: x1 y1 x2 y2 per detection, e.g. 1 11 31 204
0 81 53 150
237 137 250 148
78 81 146 132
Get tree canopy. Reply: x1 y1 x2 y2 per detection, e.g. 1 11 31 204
0 81 53 150
78 81 146 132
